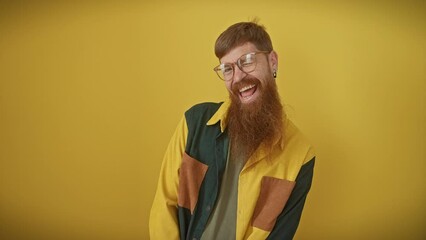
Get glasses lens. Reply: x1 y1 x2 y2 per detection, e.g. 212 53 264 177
239 53 256 73
215 64 233 81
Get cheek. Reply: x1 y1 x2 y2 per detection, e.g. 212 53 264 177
260 62 273 76
252 71 268 84
225 82 233 92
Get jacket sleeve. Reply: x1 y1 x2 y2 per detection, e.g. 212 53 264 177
266 157 316 240
149 116 188 240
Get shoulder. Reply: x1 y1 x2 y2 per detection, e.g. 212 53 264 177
269 119 315 180
283 119 316 165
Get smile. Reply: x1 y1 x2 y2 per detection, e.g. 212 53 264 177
238 84 257 101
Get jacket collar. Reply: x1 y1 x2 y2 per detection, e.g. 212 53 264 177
206 99 230 133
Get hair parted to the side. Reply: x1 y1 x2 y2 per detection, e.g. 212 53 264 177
214 20 273 59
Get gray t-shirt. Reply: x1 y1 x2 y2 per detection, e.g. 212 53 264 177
201 150 245 240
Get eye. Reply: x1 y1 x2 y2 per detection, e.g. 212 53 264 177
222 65 233 75
241 54 255 66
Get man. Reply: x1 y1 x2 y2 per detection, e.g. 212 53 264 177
150 21 315 240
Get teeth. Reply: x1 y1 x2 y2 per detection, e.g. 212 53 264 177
239 84 256 92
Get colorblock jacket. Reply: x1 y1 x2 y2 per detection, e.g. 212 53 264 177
150 100 315 240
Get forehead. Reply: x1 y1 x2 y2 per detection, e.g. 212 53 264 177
220 42 259 64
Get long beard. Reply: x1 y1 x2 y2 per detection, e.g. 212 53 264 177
226 75 284 161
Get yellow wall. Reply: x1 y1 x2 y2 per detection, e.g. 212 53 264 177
1 1 425 239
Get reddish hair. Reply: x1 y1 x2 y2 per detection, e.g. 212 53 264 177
214 21 274 59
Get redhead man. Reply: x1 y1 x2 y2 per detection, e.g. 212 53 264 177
150 21 315 240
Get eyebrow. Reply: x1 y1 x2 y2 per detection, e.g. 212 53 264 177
221 52 253 64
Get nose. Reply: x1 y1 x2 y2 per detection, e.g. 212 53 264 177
232 64 247 83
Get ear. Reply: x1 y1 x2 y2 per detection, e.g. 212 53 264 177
269 50 278 72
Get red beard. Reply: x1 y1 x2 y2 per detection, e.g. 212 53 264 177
226 75 285 161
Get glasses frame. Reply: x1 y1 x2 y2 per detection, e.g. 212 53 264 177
213 51 271 81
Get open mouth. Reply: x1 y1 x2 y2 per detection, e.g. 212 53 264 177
238 84 258 102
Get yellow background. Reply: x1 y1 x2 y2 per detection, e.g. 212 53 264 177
1 1 425 239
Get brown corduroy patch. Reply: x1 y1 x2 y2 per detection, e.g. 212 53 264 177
252 176 296 231
177 153 208 214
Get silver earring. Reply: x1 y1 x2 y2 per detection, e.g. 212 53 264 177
273 70 277 78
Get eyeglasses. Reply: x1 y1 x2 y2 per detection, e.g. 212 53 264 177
213 51 271 81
